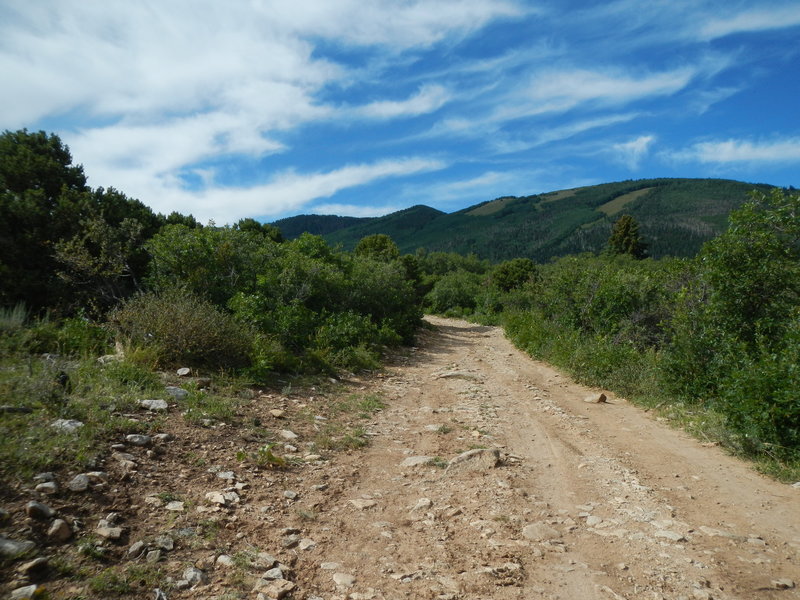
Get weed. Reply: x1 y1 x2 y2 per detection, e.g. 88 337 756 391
296 507 318 521
427 457 449 469
436 424 453 434
89 569 131 595
236 444 287 469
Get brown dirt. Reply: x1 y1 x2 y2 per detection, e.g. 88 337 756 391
3 316 799 600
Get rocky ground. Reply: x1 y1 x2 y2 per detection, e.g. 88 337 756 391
2 316 799 600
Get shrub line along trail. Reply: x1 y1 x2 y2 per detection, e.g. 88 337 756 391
296 317 800 599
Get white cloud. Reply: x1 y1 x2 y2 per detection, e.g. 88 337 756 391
671 137 800 164
611 135 655 169
260 0 525 48
519 67 695 115
112 157 447 224
699 6 800 40
359 85 450 119
307 203 404 217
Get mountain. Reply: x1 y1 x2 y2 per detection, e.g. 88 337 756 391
270 214 370 239
272 178 776 261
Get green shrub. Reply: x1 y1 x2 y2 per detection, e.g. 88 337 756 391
108 288 253 369
425 270 483 314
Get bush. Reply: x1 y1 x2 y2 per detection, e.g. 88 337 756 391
108 288 253 369
425 270 483 314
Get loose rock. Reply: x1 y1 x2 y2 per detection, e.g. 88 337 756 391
18 557 48 576
446 448 500 474
10 584 44 600
25 501 54 520
334 572 356 587
165 386 189 401
0 537 35 558
350 498 377 510
183 566 208 588
47 519 72 542
140 399 168 412
253 579 296 598
50 419 84 433
522 522 561 542
67 474 90 492
128 540 146 558
584 393 607 404
96 519 123 540
125 434 151 446
35 482 58 495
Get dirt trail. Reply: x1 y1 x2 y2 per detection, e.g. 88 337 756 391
288 316 800 599
6 316 799 600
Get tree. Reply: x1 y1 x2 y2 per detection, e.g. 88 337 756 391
0 130 89 310
492 258 537 292
235 217 284 243
608 214 647 259
353 234 400 262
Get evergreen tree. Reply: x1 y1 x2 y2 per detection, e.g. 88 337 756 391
608 214 648 259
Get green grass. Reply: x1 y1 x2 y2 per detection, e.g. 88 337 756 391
0 355 158 480
597 187 653 215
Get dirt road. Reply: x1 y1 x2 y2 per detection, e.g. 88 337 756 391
288 316 800 599
6 316 798 600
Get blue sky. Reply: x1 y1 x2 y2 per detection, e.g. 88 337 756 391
2 1 799 224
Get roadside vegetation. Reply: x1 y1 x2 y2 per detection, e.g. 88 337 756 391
0 129 421 486
1 127 798 486
421 190 800 479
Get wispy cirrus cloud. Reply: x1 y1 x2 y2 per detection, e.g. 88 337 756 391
357 85 450 119
110 156 447 224
698 5 800 40
669 137 800 164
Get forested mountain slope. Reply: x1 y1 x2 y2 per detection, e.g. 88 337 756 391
274 178 776 260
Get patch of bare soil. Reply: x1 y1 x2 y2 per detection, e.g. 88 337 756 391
3 316 799 600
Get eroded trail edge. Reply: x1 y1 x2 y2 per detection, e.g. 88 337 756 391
290 316 799 600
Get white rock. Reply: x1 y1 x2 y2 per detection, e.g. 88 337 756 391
583 393 607 404
320 562 341 570
445 448 500 474
773 579 795 590
67 474 90 492
140 399 169 412
333 572 356 587
47 519 72 542
11 584 44 600
165 501 185 512
410 498 433 512
279 429 298 440
183 566 207 588
216 554 234 567
35 481 58 494
51 419 84 433
350 498 377 510
165 386 189 400
522 523 561 541
655 530 687 542
126 434 151 446
299 538 316 550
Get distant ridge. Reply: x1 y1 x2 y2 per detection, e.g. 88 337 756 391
271 214 369 239
272 178 776 261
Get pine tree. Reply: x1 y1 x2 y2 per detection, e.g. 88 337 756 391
608 214 648 259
